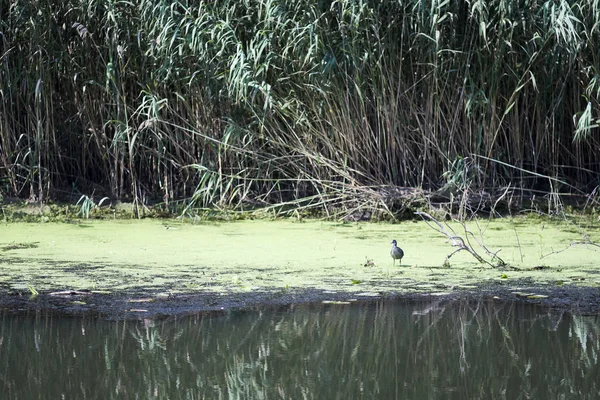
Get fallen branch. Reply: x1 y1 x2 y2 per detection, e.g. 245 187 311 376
415 211 506 268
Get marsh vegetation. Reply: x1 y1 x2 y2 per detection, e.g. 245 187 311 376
1 0 599 218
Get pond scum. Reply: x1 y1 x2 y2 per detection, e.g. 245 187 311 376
0 218 598 311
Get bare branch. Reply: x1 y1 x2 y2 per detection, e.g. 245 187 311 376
415 211 504 268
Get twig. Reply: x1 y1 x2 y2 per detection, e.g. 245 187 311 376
541 240 600 258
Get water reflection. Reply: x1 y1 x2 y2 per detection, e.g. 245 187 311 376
0 300 598 399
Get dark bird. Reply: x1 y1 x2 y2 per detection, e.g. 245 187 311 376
390 240 404 266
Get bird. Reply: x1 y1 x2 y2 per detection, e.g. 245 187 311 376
390 240 404 266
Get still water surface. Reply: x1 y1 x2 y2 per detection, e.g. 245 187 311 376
1 300 598 399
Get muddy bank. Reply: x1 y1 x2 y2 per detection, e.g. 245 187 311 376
1 281 599 320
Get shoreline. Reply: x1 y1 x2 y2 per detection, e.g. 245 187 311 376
1 282 599 320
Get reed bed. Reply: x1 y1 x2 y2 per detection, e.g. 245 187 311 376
1 0 599 215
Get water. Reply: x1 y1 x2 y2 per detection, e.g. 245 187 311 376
1 300 598 399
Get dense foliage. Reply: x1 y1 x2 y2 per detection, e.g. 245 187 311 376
1 0 599 213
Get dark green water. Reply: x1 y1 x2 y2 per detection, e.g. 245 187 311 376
1 300 598 399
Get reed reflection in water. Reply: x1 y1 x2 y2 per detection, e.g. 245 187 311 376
0 300 598 399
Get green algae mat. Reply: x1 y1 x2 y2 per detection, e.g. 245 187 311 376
1 218 599 300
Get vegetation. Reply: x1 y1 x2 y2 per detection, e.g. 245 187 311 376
1 0 599 217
